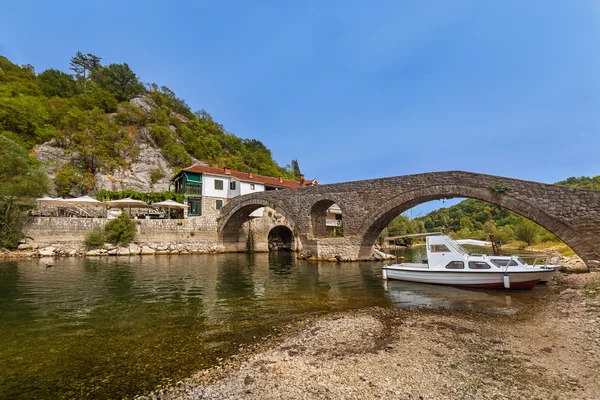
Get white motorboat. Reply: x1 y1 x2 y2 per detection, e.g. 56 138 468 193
382 234 558 290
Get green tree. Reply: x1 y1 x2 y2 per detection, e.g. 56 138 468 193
514 218 540 246
94 63 145 102
105 210 135 245
37 68 77 97
0 96 56 148
65 108 132 173
0 136 50 248
69 52 101 91
291 159 301 178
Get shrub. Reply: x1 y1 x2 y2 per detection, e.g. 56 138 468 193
489 181 511 197
85 229 106 248
150 168 165 185
105 211 135 246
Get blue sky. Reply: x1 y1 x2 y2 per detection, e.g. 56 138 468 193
2 1 599 214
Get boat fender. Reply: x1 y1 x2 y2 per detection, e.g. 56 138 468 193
503 273 510 289
382 268 388 280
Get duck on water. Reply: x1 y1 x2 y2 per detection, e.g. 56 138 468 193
382 233 559 290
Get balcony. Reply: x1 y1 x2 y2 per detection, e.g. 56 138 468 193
182 184 202 195
326 219 342 227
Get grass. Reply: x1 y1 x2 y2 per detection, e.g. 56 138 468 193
584 275 600 297
504 240 575 256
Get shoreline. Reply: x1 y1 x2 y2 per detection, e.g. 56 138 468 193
139 272 600 400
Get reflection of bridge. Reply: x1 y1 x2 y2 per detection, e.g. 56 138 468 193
218 171 600 268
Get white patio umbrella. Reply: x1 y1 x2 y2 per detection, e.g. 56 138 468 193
36 196 65 206
35 196 64 216
151 199 188 219
62 196 105 218
63 196 105 207
107 197 148 214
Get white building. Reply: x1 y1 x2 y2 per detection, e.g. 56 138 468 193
171 165 317 216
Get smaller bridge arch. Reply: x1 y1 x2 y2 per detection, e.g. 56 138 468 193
310 199 345 238
218 196 300 252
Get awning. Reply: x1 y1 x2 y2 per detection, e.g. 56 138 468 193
183 172 202 184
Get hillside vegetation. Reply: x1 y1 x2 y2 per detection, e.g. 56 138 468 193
0 53 301 196
382 176 600 248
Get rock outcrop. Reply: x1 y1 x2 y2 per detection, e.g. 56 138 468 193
33 95 207 195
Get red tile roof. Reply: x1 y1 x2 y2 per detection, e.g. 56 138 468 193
182 165 314 189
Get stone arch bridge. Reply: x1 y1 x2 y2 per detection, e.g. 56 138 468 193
218 171 600 268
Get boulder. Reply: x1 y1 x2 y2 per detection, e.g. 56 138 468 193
117 247 131 256
38 247 56 257
129 244 141 255
140 246 156 255
299 250 312 259
18 243 34 250
107 248 118 255
371 248 396 261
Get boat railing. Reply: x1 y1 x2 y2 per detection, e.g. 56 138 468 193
506 254 561 268
443 235 470 256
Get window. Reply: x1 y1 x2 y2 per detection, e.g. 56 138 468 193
214 179 223 190
468 261 491 269
216 199 223 210
445 261 464 269
230 181 236 190
430 244 450 252
490 259 519 267
250 183 255 190
335 214 343 221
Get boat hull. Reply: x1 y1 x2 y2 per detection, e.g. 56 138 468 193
382 266 553 290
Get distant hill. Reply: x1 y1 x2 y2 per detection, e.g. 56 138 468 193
0 54 301 196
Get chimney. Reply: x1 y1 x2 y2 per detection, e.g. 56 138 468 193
248 172 253 179
224 167 231 175
299 174 305 184
279 176 283 183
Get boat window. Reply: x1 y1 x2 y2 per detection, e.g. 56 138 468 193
445 261 464 269
430 244 450 252
491 259 519 267
468 261 491 269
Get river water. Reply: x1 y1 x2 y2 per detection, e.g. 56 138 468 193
0 248 547 399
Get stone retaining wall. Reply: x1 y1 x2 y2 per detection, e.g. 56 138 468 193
19 208 298 257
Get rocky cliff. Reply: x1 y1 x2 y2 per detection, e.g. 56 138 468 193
34 95 206 196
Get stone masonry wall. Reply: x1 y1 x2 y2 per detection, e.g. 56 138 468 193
21 207 296 257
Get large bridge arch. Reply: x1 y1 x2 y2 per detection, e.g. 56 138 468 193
356 184 580 259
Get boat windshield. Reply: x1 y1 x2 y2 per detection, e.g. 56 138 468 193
443 236 469 256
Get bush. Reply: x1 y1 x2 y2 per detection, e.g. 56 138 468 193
105 211 135 246
150 168 165 185
85 229 106 248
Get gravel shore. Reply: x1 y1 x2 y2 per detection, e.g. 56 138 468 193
140 272 600 400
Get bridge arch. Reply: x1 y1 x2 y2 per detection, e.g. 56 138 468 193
357 184 580 259
268 225 295 251
219 197 300 251
310 199 345 237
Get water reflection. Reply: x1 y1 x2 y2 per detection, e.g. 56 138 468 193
0 251 550 400
384 277 548 314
